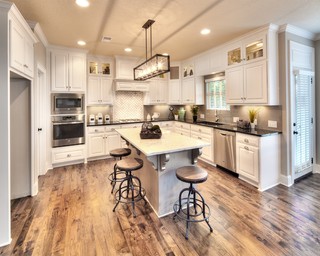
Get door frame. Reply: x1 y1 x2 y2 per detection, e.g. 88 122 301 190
289 41 315 185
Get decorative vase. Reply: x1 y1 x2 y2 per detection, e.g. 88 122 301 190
193 116 197 123
250 122 255 129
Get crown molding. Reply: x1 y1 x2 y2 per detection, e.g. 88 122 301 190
279 24 316 40
29 22 49 47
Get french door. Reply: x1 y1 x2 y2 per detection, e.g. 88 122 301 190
292 70 314 180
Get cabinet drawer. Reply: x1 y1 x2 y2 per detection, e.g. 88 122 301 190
52 145 85 164
236 133 259 147
175 128 190 137
175 122 191 130
87 126 105 134
191 125 213 135
105 125 120 132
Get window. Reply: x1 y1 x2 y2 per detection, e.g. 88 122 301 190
206 78 229 110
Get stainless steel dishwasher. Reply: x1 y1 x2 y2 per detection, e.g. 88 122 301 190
214 129 236 172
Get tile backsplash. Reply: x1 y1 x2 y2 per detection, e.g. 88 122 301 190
113 91 144 120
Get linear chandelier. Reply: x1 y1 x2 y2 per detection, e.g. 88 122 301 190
134 19 170 81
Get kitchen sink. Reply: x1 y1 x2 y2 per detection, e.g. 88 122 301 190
196 121 223 126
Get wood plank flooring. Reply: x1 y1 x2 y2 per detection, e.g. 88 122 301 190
1 159 320 256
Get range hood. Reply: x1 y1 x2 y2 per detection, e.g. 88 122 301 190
114 80 149 92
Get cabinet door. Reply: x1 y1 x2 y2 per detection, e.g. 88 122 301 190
69 53 86 92
191 133 212 162
10 21 25 73
226 66 244 104
147 80 159 104
226 41 243 67
237 144 259 182
168 80 181 104
105 134 120 155
181 77 195 104
101 78 113 104
116 59 136 79
24 38 34 77
87 76 101 105
244 61 267 104
51 51 69 91
158 80 168 103
243 32 266 63
87 134 105 157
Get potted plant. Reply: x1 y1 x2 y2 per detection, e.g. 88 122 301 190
248 108 259 129
191 105 199 123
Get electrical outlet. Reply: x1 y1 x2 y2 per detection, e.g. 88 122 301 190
268 120 277 128
233 117 239 122
200 114 205 119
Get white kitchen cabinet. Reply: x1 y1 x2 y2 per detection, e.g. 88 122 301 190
52 145 85 165
194 48 225 76
115 56 140 80
174 122 191 136
191 124 213 163
87 76 113 105
144 78 168 105
236 133 280 191
87 125 121 159
51 50 86 92
158 121 174 131
9 18 35 78
226 60 267 104
225 25 279 105
181 76 204 105
168 64 182 104
88 57 113 77
115 81 149 92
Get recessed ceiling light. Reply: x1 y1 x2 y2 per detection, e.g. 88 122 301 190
77 40 86 46
200 28 211 35
76 0 89 7
124 48 132 52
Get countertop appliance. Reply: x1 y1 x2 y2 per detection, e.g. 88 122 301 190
51 93 84 114
96 113 103 124
52 114 85 147
214 129 236 172
105 114 110 124
89 114 95 124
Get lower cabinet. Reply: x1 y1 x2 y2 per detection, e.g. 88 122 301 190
52 145 85 165
236 133 280 191
191 125 213 163
87 125 121 158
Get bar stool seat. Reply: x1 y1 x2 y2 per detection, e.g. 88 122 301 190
108 148 131 193
173 166 213 240
113 158 146 217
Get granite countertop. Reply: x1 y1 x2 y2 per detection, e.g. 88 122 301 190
87 119 281 137
116 127 209 156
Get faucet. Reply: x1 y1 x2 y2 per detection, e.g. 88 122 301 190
215 110 219 122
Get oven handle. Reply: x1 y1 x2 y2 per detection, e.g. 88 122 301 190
52 121 84 125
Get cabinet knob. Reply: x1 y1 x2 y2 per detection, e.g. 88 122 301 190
67 154 71 157
244 146 249 150
95 129 99 132
198 137 202 140
244 138 249 143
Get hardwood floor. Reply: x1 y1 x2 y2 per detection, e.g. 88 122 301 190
1 159 320 256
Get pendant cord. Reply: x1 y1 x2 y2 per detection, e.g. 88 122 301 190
150 24 152 57
145 27 148 61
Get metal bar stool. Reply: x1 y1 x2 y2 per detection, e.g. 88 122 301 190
107 148 131 193
113 157 146 217
173 166 213 240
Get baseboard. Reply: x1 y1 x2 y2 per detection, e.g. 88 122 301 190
0 238 12 247
11 191 31 200
279 174 293 187
313 164 320 174
31 182 38 196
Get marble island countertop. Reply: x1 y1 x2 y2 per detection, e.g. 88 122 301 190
116 128 209 156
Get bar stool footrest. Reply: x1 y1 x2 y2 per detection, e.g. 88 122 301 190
114 186 146 205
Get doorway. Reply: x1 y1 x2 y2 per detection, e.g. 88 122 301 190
289 41 315 182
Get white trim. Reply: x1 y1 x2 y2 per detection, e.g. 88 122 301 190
48 44 88 54
0 238 12 247
279 174 293 187
279 24 316 40
33 23 48 47
313 164 320 174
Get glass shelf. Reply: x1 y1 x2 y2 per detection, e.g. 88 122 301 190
227 47 241 66
246 40 263 61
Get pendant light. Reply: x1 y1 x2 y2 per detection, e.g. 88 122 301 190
133 19 170 81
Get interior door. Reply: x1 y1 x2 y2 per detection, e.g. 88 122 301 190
292 70 314 180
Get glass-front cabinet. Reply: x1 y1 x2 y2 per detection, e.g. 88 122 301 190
89 59 112 76
226 32 266 67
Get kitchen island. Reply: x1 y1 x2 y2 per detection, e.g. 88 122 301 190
116 127 209 217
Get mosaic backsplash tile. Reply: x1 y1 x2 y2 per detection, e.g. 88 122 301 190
113 91 144 120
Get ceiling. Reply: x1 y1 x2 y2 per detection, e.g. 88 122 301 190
8 0 320 61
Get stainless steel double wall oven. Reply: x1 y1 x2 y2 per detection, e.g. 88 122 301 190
51 93 85 147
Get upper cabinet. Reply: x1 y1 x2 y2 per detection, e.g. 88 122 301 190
144 75 168 105
225 25 279 105
50 49 86 92
194 48 226 76
168 64 181 105
9 9 37 78
115 56 140 80
88 58 113 77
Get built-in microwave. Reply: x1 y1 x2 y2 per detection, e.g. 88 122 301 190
52 93 84 114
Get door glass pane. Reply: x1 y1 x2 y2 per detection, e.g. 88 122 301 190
89 61 98 75
101 63 110 75
246 40 263 61
228 47 241 66
294 72 312 174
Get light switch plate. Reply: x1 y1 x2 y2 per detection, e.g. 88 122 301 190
200 114 205 119
268 120 277 128
233 117 239 122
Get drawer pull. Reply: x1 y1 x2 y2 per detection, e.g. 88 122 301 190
111 128 115 131
198 137 202 140
95 129 99 132
244 146 249 150
67 154 71 157
244 138 249 143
